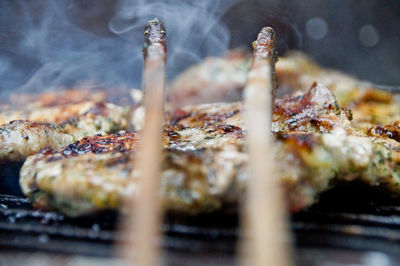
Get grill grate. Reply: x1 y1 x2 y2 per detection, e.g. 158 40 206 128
0 182 400 263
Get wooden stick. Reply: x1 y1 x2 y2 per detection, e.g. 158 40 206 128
122 18 166 266
240 27 293 266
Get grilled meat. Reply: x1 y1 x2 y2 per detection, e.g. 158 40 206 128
276 52 400 134
0 101 129 162
169 50 400 135
21 82 400 216
169 50 394 111
0 121 73 162
20 131 245 216
168 50 250 106
0 83 140 163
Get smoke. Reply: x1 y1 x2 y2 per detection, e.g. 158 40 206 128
0 0 238 98
109 0 238 82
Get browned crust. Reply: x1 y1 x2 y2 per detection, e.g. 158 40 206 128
168 108 240 127
276 132 318 151
41 132 140 161
369 121 400 142
273 82 342 132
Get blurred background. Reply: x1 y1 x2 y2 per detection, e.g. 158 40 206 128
0 0 399 97
227 0 400 86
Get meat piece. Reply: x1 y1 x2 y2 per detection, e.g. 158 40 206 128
168 50 391 108
0 121 73 162
167 50 250 106
21 82 400 217
20 132 246 216
0 101 129 162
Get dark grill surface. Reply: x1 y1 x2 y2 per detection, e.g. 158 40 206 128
0 183 400 264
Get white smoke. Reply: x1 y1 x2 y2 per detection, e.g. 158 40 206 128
109 0 238 80
0 0 238 98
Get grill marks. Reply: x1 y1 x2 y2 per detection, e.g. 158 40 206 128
35 133 140 163
36 121 244 164
163 102 244 150
62 133 140 157
33 102 245 164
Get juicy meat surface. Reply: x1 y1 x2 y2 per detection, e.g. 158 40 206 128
20 83 400 216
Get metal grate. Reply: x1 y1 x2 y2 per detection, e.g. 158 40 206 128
0 184 399 257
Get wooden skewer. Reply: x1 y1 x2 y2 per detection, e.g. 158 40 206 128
241 27 293 266
122 18 166 266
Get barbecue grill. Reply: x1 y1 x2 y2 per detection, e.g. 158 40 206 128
1 0 400 265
